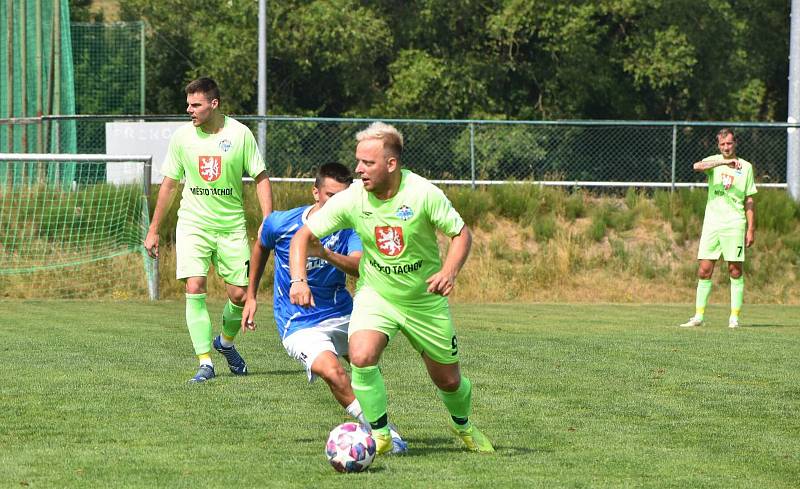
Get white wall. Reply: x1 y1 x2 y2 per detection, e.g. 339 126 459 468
105 121 184 184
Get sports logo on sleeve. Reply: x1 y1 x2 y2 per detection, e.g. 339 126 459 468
199 156 222 182
375 226 404 256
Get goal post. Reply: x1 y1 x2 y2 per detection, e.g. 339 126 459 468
0 153 158 300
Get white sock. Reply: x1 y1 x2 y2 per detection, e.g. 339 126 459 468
200 359 213 367
346 399 367 426
220 335 234 348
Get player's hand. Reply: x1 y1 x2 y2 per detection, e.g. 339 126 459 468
745 229 755 248
290 281 315 307
143 231 159 259
726 159 742 170
241 298 258 332
426 270 456 296
307 237 325 258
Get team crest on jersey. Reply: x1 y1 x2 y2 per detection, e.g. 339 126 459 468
396 205 414 221
375 226 404 256
219 139 232 153
324 232 340 250
199 156 222 182
721 173 734 190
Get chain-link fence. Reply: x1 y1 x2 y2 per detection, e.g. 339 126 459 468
71 22 145 117
71 22 146 154
0 115 794 188
1 0 76 158
2 15 145 187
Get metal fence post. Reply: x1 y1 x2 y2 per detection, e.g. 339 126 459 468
139 21 145 115
257 0 268 167
788 0 800 201
142 157 159 300
142 156 151 199
671 124 677 192
469 122 476 189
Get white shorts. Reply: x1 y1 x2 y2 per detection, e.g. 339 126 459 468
281 315 350 382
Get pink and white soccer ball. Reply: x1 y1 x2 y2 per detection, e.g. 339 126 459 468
325 422 376 473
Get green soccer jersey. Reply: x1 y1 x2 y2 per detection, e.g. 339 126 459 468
701 154 757 229
162 116 265 231
306 169 465 304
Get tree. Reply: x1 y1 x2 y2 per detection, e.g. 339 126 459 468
267 0 393 116
121 0 392 115
114 0 788 121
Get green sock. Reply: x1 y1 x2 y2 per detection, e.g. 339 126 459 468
350 365 388 433
730 276 744 318
221 300 244 340
185 293 213 356
695 279 713 319
437 376 473 422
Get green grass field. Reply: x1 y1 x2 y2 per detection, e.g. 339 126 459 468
2 301 798 488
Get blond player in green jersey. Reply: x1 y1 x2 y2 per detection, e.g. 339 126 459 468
288 122 494 454
680 128 756 329
144 78 273 382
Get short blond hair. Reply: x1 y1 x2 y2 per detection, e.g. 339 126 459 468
717 128 736 142
356 121 404 159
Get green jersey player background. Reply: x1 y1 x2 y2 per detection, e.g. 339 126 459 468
144 77 273 382
680 128 756 329
288 122 494 454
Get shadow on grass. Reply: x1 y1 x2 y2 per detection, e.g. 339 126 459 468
745 323 790 328
251 369 302 376
399 446 469 457
395 437 538 457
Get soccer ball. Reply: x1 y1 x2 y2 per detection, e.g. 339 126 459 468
325 422 376 473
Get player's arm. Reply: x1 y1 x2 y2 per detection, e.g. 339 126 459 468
254 171 273 218
288 224 316 307
744 196 755 247
314 248 361 277
242 222 271 331
426 225 472 296
143 176 179 258
693 159 741 172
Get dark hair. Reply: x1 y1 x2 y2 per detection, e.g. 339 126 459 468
315 162 353 188
185 77 221 103
717 128 735 141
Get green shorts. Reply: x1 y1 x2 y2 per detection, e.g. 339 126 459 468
349 286 459 365
697 225 746 262
175 221 250 286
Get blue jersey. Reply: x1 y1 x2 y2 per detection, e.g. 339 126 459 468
259 206 362 339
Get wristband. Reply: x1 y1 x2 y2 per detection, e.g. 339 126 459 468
290 278 307 284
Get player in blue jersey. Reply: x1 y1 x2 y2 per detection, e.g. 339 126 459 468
242 162 406 452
